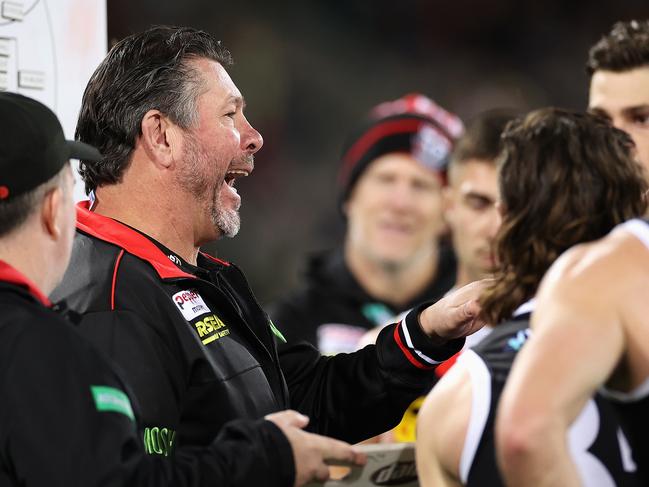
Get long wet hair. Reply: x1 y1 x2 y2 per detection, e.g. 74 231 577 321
480 107 648 325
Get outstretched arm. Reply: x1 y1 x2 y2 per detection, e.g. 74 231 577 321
281 280 490 442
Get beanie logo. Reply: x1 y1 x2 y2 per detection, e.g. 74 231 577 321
412 125 452 171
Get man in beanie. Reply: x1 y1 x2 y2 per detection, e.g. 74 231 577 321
270 94 463 354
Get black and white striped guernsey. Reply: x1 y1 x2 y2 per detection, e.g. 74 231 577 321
459 302 639 486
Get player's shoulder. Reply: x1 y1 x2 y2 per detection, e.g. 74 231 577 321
544 221 649 291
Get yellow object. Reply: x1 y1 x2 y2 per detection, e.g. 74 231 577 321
393 396 425 442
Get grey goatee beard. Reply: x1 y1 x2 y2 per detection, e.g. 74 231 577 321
177 134 242 238
212 196 240 238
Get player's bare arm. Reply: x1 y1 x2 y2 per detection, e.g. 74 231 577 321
416 362 471 487
495 234 638 486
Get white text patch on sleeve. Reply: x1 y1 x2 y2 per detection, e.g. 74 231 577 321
172 290 211 321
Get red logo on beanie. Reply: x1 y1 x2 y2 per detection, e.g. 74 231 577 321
0 186 9 199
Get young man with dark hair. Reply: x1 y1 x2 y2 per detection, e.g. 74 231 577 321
417 108 646 486
444 109 514 290
587 20 649 175
53 25 488 478
270 93 463 354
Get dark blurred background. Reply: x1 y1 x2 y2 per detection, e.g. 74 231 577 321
107 0 649 305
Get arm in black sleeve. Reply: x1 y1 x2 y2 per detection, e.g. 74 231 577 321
134 419 294 487
76 309 188 427
4 322 295 487
279 303 464 443
267 294 319 346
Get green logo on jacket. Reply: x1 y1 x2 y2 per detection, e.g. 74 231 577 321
90 385 135 421
144 426 176 457
269 319 287 343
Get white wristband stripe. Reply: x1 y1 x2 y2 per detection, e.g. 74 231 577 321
400 320 441 365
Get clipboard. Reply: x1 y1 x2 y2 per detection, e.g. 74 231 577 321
305 442 418 487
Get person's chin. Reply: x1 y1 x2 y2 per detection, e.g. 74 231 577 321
371 247 412 268
214 209 240 238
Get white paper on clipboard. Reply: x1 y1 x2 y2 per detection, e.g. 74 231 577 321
305 442 418 487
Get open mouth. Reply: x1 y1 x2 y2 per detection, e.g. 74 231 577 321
225 169 249 188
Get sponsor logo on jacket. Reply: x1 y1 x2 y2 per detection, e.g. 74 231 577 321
172 289 211 321
192 313 230 345
143 426 176 457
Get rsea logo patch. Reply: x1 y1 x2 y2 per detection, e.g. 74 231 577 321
172 289 211 321
193 314 230 345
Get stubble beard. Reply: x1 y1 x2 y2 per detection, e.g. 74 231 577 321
177 133 241 239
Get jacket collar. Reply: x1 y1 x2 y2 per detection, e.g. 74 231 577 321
76 201 206 280
0 260 51 306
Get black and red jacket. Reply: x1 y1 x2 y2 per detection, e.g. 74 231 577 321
52 203 463 454
0 260 293 486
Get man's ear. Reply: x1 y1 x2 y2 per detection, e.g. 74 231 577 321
139 110 183 169
441 186 455 224
41 187 62 240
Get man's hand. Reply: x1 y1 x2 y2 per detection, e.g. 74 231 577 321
266 410 366 487
418 279 491 343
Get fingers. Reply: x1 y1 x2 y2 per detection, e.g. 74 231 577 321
314 463 330 482
459 299 480 320
282 426 366 487
448 278 493 304
318 436 366 466
265 409 310 429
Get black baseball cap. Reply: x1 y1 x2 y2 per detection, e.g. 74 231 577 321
0 92 101 200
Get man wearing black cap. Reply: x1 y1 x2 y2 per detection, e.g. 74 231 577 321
0 92 141 485
0 92 366 486
270 94 463 354
52 24 488 466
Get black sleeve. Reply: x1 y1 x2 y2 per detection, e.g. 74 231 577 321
3 323 295 487
130 419 295 487
267 294 319 346
279 305 464 444
3 324 142 486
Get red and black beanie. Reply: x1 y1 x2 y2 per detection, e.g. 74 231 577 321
338 93 464 202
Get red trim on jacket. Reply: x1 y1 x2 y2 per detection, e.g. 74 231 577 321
75 201 197 280
200 250 230 267
392 322 434 371
110 249 125 310
0 260 52 307
434 351 461 378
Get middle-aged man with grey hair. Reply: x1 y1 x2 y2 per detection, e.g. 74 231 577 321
53 25 488 486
